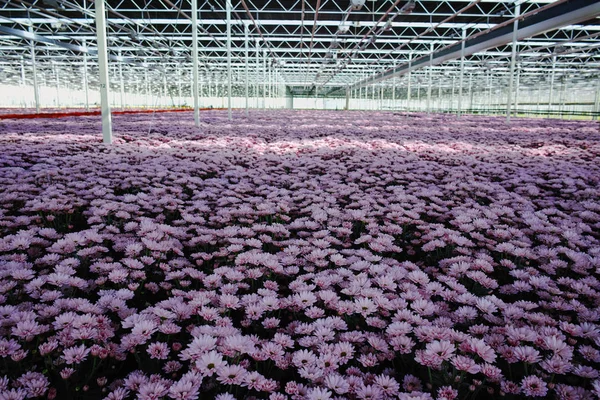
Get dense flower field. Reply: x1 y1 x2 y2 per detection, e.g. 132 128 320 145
0 110 599 400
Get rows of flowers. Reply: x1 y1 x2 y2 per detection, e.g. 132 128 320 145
0 110 599 400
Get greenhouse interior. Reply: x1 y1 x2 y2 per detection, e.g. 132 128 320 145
1 0 600 399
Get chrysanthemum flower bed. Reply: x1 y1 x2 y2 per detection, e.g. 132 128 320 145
0 110 599 400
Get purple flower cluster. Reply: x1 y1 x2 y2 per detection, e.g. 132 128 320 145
0 110 599 400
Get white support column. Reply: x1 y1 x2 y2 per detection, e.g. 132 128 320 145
392 77 396 106
145 69 150 107
269 67 273 108
20 56 26 87
192 0 200 126
380 85 383 110
95 0 112 144
451 76 456 113
457 28 466 118
506 2 520 122
118 50 124 109
488 72 493 113
163 72 168 107
407 52 412 111
271 68 275 105
427 43 433 114
83 39 89 111
548 55 556 118
514 67 520 117
226 0 232 120
177 66 182 106
263 49 267 109
255 39 260 109
438 78 442 112
199 72 203 108
20 57 26 107
535 86 542 115
345 87 350 110
244 23 249 116
371 83 375 110
53 62 60 108
468 74 474 112
360 81 364 107
594 79 600 121
559 77 566 118
29 27 40 113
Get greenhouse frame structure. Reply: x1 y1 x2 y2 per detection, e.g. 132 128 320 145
1 0 600 142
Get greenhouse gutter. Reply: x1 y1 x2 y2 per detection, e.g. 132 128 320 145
330 0 600 95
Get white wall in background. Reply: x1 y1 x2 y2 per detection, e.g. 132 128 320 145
1 83 597 118
0 84 288 110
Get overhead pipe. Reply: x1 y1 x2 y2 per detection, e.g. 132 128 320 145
345 0 597 91
471 30 600 70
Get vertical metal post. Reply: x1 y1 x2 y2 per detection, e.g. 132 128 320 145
145 69 149 107
506 2 520 122
360 82 363 108
177 66 182 106
20 56 26 107
451 76 456 113
226 0 232 120
83 39 89 111
468 74 473 113
95 0 112 144
269 67 273 107
29 27 40 113
457 28 466 117
438 78 442 112
269 66 275 107
191 0 200 126
488 72 492 113
118 50 124 109
594 79 600 121
345 87 350 110
256 39 260 108
380 85 383 110
514 67 520 117
407 52 412 111
548 55 556 118
559 77 566 118
392 77 396 107
20 56 26 87
371 83 375 110
263 49 267 109
199 71 203 107
163 71 168 107
427 43 433 114
245 23 249 116
536 85 541 116
53 62 60 108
